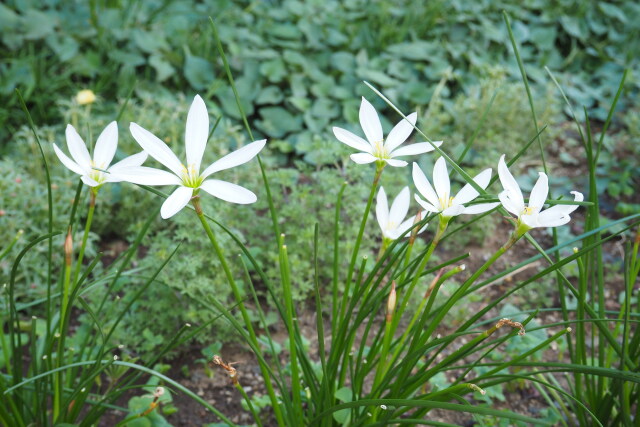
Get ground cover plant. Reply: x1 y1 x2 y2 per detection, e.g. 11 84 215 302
1 4 639 427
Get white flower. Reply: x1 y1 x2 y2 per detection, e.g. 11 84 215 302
412 157 499 218
376 187 427 240
332 97 442 167
52 122 147 187
119 95 266 219
498 155 583 230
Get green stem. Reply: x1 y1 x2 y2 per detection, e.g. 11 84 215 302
192 197 285 426
422 231 521 341
395 216 448 322
339 163 384 321
73 189 97 285
236 382 263 427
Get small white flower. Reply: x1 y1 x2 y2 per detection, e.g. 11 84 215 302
333 97 442 167
119 95 266 219
498 155 583 230
376 187 428 240
52 122 147 187
412 157 499 218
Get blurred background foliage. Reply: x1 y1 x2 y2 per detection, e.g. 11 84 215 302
1 0 639 357
1 0 639 147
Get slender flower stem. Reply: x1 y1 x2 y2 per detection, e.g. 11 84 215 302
339 163 384 321
54 226 74 421
192 197 285 426
395 216 448 322
332 163 383 390
72 189 97 286
422 231 521 341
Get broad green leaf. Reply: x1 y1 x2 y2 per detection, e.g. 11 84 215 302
184 55 214 90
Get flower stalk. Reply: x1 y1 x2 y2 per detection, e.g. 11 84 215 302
192 196 284 426
72 188 97 285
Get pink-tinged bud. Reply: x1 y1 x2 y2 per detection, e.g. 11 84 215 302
386 282 397 322
64 228 73 267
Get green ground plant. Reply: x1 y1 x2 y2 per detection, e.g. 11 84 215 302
2 0 638 146
1 7 639 427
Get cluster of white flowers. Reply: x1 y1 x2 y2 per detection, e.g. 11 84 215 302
333 98 583 240
54 94 582 236
53 95 266 219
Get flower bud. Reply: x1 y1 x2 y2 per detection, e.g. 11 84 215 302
64 228 73 267
386 281 397 323
76 89 96 105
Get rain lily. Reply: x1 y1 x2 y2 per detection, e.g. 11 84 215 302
498 155 583 233
52 122 147 188
333 97 442 167
376 187 427 240
412 157 499 219
119 95 266 219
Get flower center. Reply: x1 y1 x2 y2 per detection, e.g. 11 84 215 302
522 206 535 216
89 160 107 184
181 164 202 188
438 194 454 210
373 140 388 159
386 220 397 231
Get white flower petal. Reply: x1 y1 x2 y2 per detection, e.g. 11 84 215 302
81 175 100 187
376 187 389 233
395 213 428 239
498 190 522 216
529 172 549 214
384 158 408 167
130 122 183 176
389 186 410 226
201 139 266 179
537 212 571 228
53 143 86 176
200 179 257 204
333 127 372 153
185 95 209 171
93 121 118 167
65 124 91 168
498 155 525 213
391 142 441 157
108 151 148 171
441 205 464 217
432 157 450 203
161 186 193 219
414 195 439 213
114 166 182 186
521 212 540 228
452 168 492 206
461 202 500 214
558 191 584 216
384 112 416 153
359 97 383 146
350 153 378 164
412 162 439 208
536 191 583 223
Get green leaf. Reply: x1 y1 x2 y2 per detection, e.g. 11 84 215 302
184 55 214 90
133 29 169 54
259 58 287 83
256 86 284 105
149 55 174 82
333 387 353 424
46 35 79 62
255 107 302 138
387 41 437 60
598 3 627 23
22 9 56 40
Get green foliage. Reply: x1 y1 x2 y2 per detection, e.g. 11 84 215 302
2 0 638 146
